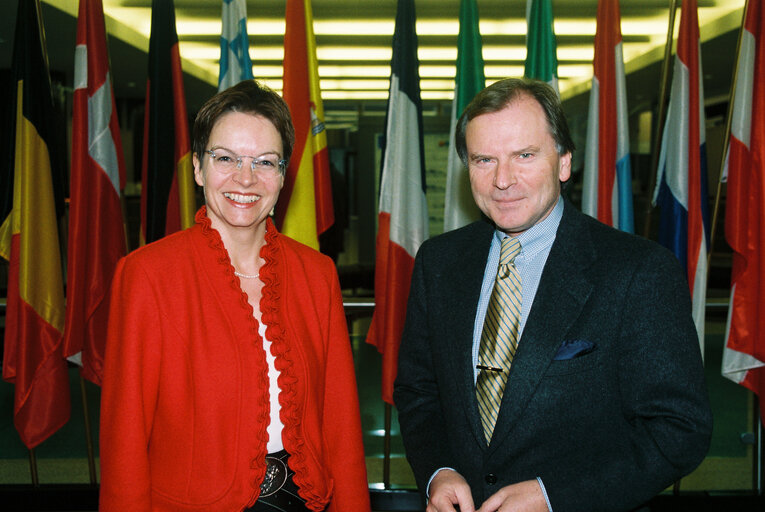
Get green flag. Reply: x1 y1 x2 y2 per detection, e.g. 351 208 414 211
443 0 485 232
525 0 559 93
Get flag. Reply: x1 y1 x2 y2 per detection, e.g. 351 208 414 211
0 0 70 449
141 0 195 245
443 0 485 232
64 0 127 386
367 0 429 405
525 0 559 93
722 0 765 425
652 0 710 354
218 0 253 91
275 0 333 250
581 0 634 233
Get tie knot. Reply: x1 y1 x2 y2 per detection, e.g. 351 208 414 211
499 237 522 266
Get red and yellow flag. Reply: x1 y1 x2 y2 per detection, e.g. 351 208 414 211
140 0 195 245
276 0 334 249
0 0 70 449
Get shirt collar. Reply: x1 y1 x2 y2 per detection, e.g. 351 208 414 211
492 196 564 259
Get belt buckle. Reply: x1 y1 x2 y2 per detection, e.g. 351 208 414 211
259 454 288 497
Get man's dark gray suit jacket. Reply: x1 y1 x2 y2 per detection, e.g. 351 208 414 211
394 199 713 511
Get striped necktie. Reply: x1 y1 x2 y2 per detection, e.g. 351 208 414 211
476 236 522 443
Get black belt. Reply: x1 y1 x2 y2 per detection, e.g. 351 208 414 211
245 450 310 512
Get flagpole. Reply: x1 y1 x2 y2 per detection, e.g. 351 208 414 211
115 73 131 255
79 375 98 484
642 0 679 239
708 0 749 263
383 403 392 488
33 0 53 102
28 448 39 485
121 192 131 253
757 402 763 494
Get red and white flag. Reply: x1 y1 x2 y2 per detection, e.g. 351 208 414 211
582 0 634 233
64 0 127 385
367 0 428 404
722 0 765 425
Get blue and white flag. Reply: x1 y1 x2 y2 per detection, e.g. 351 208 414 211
218 0 253 91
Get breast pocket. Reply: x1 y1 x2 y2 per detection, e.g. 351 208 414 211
545 349 603 376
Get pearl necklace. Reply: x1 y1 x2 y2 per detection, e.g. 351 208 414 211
234 270 259 279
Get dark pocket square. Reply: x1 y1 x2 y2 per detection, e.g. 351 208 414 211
554 339 596 360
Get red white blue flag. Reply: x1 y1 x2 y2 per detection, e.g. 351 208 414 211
582 0 633 233
367 0 428 404
652 0 710 354
722 0 765 425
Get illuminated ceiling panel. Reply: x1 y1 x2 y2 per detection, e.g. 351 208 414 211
42 0 745 102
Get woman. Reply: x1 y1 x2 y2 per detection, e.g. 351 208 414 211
99 80 371 512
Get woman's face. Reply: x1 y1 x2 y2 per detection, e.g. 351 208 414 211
193 111 284 236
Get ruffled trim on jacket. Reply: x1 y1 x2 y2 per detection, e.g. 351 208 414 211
195 208 329 511
195 207 271 505
260 217 329 511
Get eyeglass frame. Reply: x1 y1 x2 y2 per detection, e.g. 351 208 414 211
203 147 288 177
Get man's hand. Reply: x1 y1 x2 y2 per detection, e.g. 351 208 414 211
477 479 548 512
427 469 476 512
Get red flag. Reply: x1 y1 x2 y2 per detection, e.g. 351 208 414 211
64 0 127 386
722 0 765 425
140 0 195 245
367 0 428 405
276 0 334 250
0 0 70 449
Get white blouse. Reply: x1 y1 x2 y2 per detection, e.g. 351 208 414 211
258 320 284 453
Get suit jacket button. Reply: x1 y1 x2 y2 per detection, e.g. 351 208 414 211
485 473 497 485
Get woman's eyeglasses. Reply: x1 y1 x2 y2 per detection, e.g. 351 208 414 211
204 147 287 177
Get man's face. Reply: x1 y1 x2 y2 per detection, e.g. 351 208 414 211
466 95 571 237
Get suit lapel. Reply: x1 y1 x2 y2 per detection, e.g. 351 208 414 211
488 201 597 451
442 222 494 447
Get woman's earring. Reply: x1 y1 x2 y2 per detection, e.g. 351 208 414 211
269 206 275 216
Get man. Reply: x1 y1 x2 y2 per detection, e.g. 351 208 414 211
393 78 712 512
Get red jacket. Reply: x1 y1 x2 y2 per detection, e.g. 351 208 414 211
99 208 370 511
